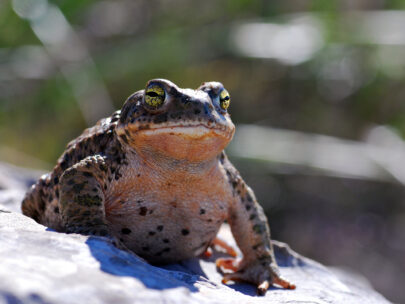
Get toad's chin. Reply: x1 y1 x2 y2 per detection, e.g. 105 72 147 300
130 124 234 162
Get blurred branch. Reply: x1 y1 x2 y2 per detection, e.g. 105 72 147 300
228 124 405 185
12 0 114 125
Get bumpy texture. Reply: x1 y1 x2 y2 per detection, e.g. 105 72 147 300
21 79 294 294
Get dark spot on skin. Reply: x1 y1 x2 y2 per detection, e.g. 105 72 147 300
121 228 132 235
232 181 238 189
53 177 59 185
73 182 87 193
120 200 126 205
245 205 251 211
60 161 68 170
119 134 129 144
154 113 168 124
253 224 265 234
246 194 253 202
76 194 102 207
207 219 213 223
137 174 141 177
82 210 91 216
55 189 59 198
249 214 256 220
163 247 170 253
83 172 93 178
104 184 107 190
49 194 53 201
120 238 124 242
138 124 150 130
194 109 201 115
137 200 143 204
149 231 155 236
139 207 148 216
258 255 270 261
99 164 108 172
142 246 149 251
67 179 75 186
149 209 154 214
163 239 169 243
54 206 59 214
200 208 206 215
252 243 262 250
170 201 177 208
157 225 163 231
181 229 189 236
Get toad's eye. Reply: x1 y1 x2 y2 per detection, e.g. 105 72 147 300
219 89 230 110
144 84 165 108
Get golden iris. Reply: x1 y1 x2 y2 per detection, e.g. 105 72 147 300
219 89 230 110
144 84 165 108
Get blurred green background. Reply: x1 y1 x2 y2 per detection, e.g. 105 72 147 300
1 0 405 302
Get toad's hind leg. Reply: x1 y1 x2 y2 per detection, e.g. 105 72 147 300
59 155 124 249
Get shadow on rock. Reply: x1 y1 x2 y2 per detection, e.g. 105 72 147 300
86 236 200 292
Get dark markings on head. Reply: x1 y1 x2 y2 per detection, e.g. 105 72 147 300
181 229 189 236
157 225 164 231
200 208 206 215
163 238 169 243
149 231 155 236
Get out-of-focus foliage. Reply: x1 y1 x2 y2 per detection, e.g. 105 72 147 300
1 0 405 302
3 0 405 166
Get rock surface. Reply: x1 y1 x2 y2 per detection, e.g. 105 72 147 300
0 162 391 304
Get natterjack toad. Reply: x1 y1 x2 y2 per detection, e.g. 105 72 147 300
22 79 295 295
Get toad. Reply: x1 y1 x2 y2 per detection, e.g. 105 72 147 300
22 79 295 295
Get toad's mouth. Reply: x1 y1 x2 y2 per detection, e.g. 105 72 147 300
134 123 233 139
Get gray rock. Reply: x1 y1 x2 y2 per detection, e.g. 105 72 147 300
0 162 391 304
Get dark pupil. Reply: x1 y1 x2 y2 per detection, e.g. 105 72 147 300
146 91 160 97
221 96 229 101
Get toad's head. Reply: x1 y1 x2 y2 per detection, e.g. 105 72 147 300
116 79 235 162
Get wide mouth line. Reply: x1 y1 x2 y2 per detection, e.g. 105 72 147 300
135 123 227 132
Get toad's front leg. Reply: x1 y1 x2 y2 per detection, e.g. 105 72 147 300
219 154 295 295
59 155 126 250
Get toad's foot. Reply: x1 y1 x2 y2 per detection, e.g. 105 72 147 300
202 238 238 258
216 257 295 295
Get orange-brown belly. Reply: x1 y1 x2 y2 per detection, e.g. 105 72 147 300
106 198 228 264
